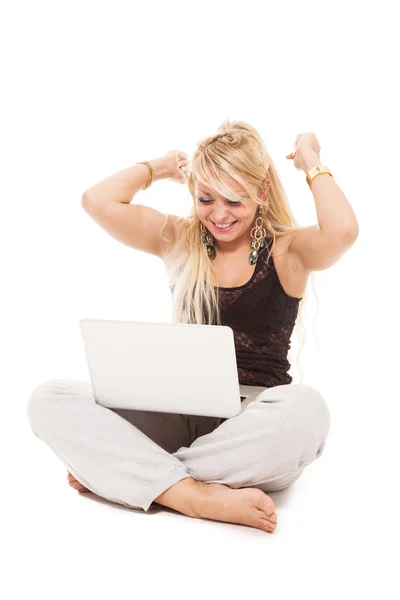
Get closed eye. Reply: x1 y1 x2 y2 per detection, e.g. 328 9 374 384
198 197 242 205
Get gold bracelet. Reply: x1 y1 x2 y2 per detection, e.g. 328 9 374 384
306 165 333 188
136 160 153 190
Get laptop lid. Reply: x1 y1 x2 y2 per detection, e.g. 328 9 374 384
79 318 243 418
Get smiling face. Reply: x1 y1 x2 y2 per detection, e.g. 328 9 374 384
194 171 269 254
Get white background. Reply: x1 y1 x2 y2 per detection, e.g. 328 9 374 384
2 1 399 598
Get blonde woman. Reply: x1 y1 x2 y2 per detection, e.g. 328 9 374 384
27 121 359 534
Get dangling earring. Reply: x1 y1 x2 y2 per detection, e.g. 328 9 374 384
249 205 267 265
201 222 216 260
200 204 268 265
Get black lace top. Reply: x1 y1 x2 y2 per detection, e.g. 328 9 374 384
170 239 302 388
210 238 302 388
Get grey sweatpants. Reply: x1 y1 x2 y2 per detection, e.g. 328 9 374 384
26 379 330 511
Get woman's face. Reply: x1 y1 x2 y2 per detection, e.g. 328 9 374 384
194 172 269 252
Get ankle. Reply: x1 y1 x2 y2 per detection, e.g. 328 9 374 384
153 477 208 517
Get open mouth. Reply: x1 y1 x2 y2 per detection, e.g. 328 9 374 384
211 220 238 232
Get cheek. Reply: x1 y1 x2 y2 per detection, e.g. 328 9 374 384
196 207 207 221
197 207 211 219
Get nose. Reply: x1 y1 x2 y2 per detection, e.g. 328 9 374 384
211 209 231 222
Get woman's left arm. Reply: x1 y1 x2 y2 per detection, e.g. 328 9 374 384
297 146 359 237
285 133 359 272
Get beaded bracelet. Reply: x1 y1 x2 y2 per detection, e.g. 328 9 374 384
136 160 154 190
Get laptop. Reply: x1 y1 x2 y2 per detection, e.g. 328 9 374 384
79 318 258 418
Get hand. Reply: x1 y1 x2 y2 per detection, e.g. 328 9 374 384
67 471 90 493
286 132 321 171
162 149 191 184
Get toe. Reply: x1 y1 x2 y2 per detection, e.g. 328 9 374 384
260 518 277 533
255 492 275 515
68 479 89 493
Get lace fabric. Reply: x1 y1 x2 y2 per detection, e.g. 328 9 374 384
215 241 301 388
170 239 302 388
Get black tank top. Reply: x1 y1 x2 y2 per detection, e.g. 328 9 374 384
214 238 302 388
170 239 302 388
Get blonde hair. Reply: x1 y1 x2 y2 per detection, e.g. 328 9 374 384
159 119 318 383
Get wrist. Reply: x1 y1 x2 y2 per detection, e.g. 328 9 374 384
299 149 321 173
148 157 171 181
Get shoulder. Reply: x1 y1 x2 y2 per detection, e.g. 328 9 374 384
280 224 358 272
170 216 191 241
270 230 310 299
160 215 189 256
271 230 305 275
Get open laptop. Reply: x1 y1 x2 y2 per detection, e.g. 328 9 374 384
79 318 260 418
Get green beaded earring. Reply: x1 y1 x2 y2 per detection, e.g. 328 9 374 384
249 205 267 264
201 205 267 265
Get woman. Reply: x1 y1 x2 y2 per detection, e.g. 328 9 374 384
27 120 359 534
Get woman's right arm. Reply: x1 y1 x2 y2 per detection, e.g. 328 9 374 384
81 157 171 208
81 152 190 257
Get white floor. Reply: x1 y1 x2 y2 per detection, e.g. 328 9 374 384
5 377 398 600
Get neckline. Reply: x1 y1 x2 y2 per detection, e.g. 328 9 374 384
214 247 267 291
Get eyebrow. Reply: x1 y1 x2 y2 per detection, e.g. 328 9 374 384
198 189 247 196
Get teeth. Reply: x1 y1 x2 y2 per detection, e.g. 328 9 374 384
214 221 234 229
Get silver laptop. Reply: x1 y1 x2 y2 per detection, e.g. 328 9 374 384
79 318 256 418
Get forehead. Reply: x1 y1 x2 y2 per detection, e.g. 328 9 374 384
195 171 246 194
195 182 246 194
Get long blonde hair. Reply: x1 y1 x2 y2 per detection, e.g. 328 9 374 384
159 119 317 382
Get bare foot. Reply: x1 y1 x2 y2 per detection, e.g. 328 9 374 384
193 482 278 534
67 471 90 493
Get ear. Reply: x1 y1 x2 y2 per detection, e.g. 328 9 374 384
259 178 271 201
